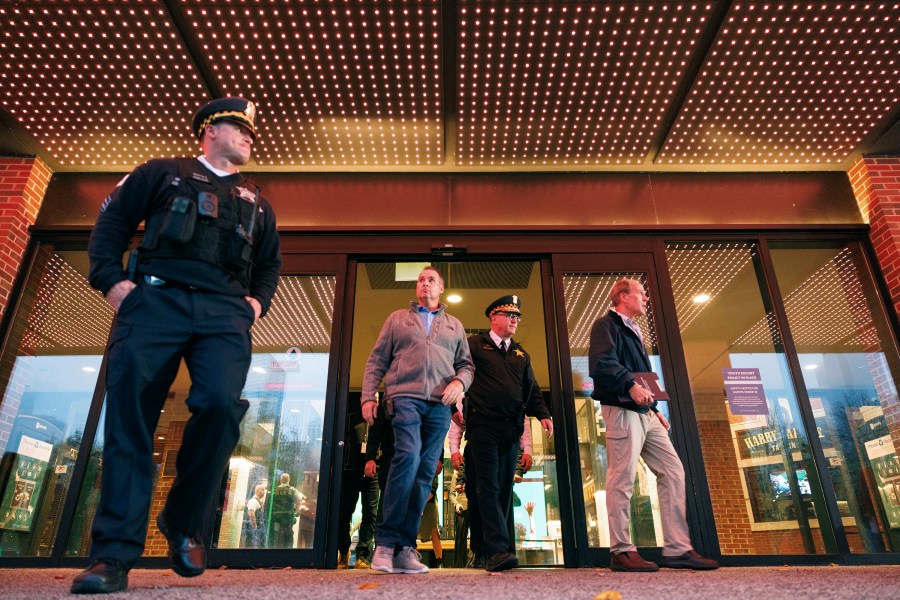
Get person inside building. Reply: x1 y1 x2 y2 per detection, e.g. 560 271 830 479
364 397 394 523
337 406 378 569
417 458 444 568
270 473 306 548
462 295 553 572
589 277 718 572
243 483 268 548
449 461 471 568
71 97 281 595
361 266 474 574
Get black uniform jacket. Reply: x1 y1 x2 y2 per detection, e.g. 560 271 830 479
588 310 658 414
464 332 552 429
88 157 281 315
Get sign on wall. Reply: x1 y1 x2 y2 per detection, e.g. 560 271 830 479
0 434 53 532
723 368 769 415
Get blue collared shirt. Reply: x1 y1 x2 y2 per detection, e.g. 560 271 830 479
417 304 440 335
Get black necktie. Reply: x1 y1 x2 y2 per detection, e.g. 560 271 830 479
500 340 507 353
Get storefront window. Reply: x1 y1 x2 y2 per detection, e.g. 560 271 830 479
770 243 900 553
562 272 668 550
665 242 834 555
65 275 336 556
0 248 112 557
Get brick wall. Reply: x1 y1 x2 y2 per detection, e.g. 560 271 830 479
0 157 51 322
145 420 186 556
849 157 900 457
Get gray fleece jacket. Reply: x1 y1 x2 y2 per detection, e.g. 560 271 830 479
362 302 475 406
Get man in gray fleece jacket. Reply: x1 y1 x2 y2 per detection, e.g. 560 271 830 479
362 266 474 574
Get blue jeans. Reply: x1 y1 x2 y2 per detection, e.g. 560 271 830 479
376 397 450 549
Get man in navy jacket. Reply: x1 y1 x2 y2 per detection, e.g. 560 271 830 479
589 278 717 572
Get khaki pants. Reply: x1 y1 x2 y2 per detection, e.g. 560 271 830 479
602 404 693 557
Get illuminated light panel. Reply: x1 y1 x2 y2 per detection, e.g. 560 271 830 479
182 0 444 166
665 242 757 331
778 248 878 350
0 2 209 166
659 1 900 165
21 253 114 351
250 275 335 350
563 273 658 351
666 242 873 350
456 1 715 166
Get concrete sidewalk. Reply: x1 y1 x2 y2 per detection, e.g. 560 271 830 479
1 566 898 599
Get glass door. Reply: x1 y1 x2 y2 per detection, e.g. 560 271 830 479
63 254 348 568
342 260 564 568
209 254 348 566
552 253 702 565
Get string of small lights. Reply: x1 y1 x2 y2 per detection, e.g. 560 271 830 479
249 275 335 350
659 1 900 164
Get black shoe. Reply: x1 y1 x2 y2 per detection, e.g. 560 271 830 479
659 550 719 570
157 512 206 577
485 552 519 572
71 559 128 594
610 551 659 572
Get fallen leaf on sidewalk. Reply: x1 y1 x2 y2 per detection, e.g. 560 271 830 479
594 590 623 600
358 583 381 590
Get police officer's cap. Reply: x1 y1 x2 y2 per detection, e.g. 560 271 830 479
192 97 257 140
486 295 522 318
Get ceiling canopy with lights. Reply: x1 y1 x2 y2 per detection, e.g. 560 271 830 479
0 0 898 172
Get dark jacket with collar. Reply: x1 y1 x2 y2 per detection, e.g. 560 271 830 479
464 332 552 428
588 310 658 414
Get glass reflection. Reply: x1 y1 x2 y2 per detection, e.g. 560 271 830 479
666 241 833 555
771 244 900 553
0 248 112 557
215 276 335 550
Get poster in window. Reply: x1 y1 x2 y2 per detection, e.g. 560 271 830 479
864 435 900 528
0 434 52 532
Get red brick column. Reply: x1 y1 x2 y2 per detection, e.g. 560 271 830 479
849 156 900 456
0 157 51 321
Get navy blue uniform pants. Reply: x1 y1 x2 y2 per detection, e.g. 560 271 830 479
465 422 520 558
89 282 253 567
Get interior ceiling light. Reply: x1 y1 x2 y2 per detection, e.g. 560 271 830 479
446 294 462 303
692 293 711 303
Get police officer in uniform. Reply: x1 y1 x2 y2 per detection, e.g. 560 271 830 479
462 295 553 572
72 97 281 594
270 473 305 548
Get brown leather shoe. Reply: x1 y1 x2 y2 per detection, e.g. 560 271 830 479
610 551 659 572
157 512 206 577
659 550 719 570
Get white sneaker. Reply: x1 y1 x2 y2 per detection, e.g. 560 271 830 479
393 546 429 574
371 545 394 574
